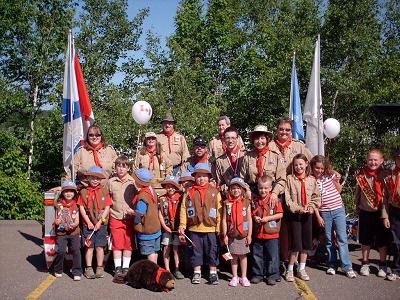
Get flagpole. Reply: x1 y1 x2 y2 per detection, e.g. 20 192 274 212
69 29 75 181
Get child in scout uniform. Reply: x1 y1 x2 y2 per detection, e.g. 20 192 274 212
222 177 252 287
108 156 136 281
179 171 195 192
157 111 190 175
78 166 112 279
284 154 320 282
178 163 223 285
132 168 161 264
158 175 185 279
251 175 283 285
356 149 391 278
385 148 400 280
53 181 82 281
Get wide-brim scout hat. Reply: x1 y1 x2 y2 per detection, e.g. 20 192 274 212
85 166 107 179
161 111 176 123
229 177 248 190
161 175 181 190
179 171 195 183
61 181 78 193
133 168 154 187
248 125 273 141
144 131 157 139
191 163 212 177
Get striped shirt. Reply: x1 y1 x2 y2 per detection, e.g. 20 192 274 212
317 174 343 211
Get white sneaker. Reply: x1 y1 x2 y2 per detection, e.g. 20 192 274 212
54 273 62 278
346 270 357 279
326 268 336 275
386 273 398 281
378 266 387 278
360 264 370 276
73 275 81 281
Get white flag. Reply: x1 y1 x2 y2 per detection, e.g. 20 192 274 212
304 35 324 156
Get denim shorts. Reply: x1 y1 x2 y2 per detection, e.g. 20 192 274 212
161 232 181 246
138 236 161 255
82 224 108 248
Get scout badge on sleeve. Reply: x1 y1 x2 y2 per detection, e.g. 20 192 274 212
85 229 96 247
222 244 233 261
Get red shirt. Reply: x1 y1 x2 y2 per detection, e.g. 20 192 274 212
254 201 283 240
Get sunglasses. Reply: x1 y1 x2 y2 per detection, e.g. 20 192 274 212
88 133 102 138
278 128 291 132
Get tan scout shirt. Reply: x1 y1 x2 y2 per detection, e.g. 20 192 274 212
268 139 313 174
215 150 245 197
66 145 118 182
355 169 388 218
209 134 245 162
135 147 173 182
285 174 321 213
384 169 400 209
156 131 190 168
240 149 286 195
109 175 136 220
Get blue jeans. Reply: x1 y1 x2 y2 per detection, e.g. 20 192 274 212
320 207 352 271
251 238 279 280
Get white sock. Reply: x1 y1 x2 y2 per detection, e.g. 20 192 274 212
194 270 201 274
210 270 217 274
122 256 131 269
299 263 306 271
114 258 121 268
288 264 294 272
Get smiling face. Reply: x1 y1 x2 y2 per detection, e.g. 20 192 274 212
294 158 308 176
162 121 175 134
253 133 268 150
87 127 102 147
145 136 157 148
367 151 383 170
62 190 75 201
194 145 207 158
194 173 210 186
164 184 177 197
229 184 243 199
276 121 292 143
258 180 272 198
224 131 238 150
87 176 101 188
218 119 229 136
312 162 325 179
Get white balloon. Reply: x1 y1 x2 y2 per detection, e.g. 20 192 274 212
132 101 152 125
323 118 340 139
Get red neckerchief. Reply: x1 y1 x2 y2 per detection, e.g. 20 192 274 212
146 146 157 169
188 183 210 206
193 152 209 164
388 167 400 204
86 143 103 167
252 193 271 217
255 146 269 177
60 199 77 214
132 186 156 205
220 134 227 153
295 173 308 207
87 185 102 211
363 166 384 207
228 196 244 236
155 267 169 293
226 145 240 171
167 192 181 223
274 137 292 156
163 130 175 154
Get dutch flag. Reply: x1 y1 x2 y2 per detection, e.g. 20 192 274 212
62 30 94 174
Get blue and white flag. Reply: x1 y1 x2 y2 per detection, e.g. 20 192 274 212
304 35 324 156
289 53 304 140
62 31 84 174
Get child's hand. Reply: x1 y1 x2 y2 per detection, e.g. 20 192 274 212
94 221 102 231
254 216 261 223
178 227 185 236
261 216 269 223
383 218 390 229
306 206 314 214
87 221 94 230
317 216 325 227
165 227 172 233
54 218 61 225
246 236 252 246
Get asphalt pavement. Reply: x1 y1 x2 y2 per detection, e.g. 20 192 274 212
1 220 399 300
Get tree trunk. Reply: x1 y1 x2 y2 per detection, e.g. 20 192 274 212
27 85 38 179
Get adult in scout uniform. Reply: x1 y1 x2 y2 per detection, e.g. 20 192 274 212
135 131 173 185
209 116 245 163
215 126 246 198
65 124 118 184
156 111 190 176
183 136 211 174
240 125 286 204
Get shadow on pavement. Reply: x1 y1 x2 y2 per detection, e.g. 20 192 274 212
18 230 43 248
27 251 49 272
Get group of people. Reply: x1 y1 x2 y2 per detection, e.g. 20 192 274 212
52 112 400 288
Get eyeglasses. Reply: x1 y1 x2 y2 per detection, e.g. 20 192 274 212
278 128 291 132
88 133 101 138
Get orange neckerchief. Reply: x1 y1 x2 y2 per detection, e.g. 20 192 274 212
226 145 240 171
295 173 308 207
274 137 292 157
363 166 384 208
193 152 209 164
228 196 245 236
59 199 77 214
146 146 157 169
132 186 156 205
188 183 210 206
87 185 102 211
155 267 169 293
388 167 400 204
86 143 104 167
166 192 181 222
252 193 272 217
163 130 175 154
255 146 269 177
